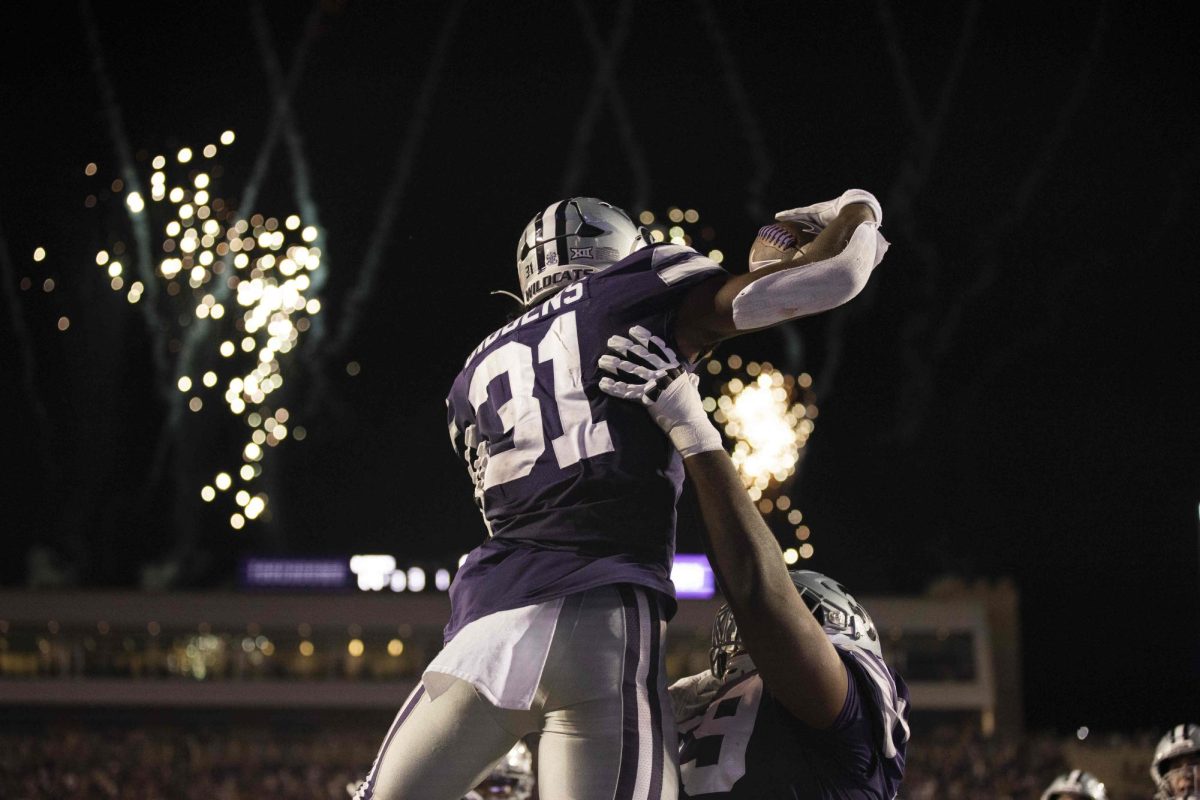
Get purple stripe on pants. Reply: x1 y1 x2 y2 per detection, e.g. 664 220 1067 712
645 594 664 799
615 585 641 799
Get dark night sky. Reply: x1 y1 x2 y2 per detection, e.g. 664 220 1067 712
1 2 1197 732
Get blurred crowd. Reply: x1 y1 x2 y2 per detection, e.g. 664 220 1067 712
901 723 1068 799
0 724 378 800
1 625 974 686
0 720 1167 799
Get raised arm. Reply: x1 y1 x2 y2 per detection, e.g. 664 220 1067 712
683 449 847 727
597 329 847 728
674 189 887 361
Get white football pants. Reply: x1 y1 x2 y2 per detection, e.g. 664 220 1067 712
355 585 678 800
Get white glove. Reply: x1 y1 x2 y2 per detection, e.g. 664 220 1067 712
597 325 723 458
775 188 883 231
668 670 722 723
462 424 492 533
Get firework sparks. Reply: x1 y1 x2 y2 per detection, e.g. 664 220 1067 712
704 356 818 559
637 205 724 266
88 131 322 530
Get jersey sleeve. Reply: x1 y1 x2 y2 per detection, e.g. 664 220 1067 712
649 244 726 287
813 653 879 778
791 648 907 785
602 244 727 362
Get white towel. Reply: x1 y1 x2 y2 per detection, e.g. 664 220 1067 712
424 597 564 710
835 642 910 759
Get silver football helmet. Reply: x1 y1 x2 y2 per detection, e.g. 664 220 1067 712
464 740 535 800
515 197 651 306
710 569 882 679
1040 769 1108 800
1152 724 1200 799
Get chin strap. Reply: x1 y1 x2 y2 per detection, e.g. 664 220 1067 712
489 288 526 304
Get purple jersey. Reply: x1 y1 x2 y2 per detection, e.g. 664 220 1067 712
679 649 909 799
444 244 726 642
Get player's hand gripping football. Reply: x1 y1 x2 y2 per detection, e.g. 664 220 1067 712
773 188 890 270
597 325 723 458
774 188 884 232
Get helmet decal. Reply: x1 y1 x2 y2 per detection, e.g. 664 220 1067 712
515 197 651 307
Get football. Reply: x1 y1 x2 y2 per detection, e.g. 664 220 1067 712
748 221 817 271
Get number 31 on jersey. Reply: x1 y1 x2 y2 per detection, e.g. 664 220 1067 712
467 310 613 489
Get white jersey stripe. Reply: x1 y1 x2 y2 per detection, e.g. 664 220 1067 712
651 245 724 286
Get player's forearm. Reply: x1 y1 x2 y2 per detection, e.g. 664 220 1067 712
678 206 885 353
682 451 797 610
683 449 849 727
720 203 877 302
720 220 881 332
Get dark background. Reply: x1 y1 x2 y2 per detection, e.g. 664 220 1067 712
1 1 1197 734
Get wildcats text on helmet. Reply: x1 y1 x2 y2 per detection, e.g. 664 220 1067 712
515 197 649 307
521 268 590 305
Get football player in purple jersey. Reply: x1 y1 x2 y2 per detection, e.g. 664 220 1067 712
355 193 888 800
598 331 909 798
1150 724 1200 800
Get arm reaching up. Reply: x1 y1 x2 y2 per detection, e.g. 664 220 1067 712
598 331 849 728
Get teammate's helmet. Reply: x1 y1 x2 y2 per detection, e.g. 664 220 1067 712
1040 769 1109 800
515 197 651 306
709 569 882 678
465 740 535 800
1151 724 1200 799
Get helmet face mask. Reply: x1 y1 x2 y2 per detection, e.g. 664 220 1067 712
515 197 651 306
709 570 881 679
1158 763 1199 800
1153 725 1200 800
708 603 740 679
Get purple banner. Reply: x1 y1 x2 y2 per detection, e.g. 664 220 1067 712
671 553 716 599
240 558 350 589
